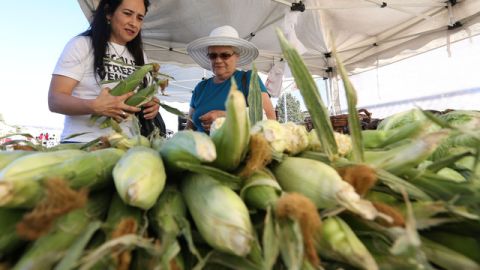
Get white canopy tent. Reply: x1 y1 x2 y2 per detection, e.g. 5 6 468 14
77 0 480 107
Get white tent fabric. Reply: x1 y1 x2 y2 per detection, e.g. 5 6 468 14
78 0 480 104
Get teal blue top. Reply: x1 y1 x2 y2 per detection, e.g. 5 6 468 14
189 70 267 132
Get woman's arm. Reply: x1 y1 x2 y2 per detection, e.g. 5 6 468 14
48 74 140 122
261 92 277 120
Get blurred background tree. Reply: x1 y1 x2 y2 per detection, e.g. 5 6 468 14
276 93 304 123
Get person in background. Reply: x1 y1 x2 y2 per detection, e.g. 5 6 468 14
185 25 276 133
48 0 162 143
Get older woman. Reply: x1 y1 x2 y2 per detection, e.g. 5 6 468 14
186 25 276 133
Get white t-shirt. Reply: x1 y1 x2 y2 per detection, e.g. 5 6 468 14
53 35 146 142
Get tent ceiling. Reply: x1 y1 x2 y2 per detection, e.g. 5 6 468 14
78 0 480 103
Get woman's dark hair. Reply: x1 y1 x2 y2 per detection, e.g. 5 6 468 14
80 0 150 79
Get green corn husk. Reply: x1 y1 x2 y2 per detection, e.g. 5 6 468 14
102 192 143 239
125 81 158 107
43 148 125 190
317 216 379 270
362 121 426 149
147 185 188 270
210 78 250 171
84 192 143 270
181 173 255 257
175 161 241 190
159 130 216 174
107 133 150 150
420 236 480 270
240 168 282 210
149 184 187 238
422 230 480 263
247 64 263 126
0 149 86 208
89 63 160 125
272 157 387 221
0 150 33 171
12 192 111 270
0 208 27 258
364 131 450 175
402 168 480 207
377 108 439 131
333 48 364 163
110 63 160 96
53 220 102 270
276 29 338 159
113 146 166 210
0 149 86 181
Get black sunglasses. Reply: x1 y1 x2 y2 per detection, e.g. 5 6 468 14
207 52 236 60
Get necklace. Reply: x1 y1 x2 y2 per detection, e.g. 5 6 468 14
108 42 127 57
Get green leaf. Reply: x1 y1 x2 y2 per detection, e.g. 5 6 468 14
278 219 304 270
276 28 338 159
263 206 280 270
333 49 364 162
159 102 188 118
175 161 241 190
248 64 263 126
54 221 102 270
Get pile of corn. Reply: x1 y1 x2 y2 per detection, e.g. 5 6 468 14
1 33 480 270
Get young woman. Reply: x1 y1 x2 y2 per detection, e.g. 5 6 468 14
48 0 163 142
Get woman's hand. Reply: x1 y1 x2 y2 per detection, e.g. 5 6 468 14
199 110 226 132
141 96 160 119
92 88 141 122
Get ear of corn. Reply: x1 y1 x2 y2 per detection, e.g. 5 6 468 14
181 172 254 256
45 148 125 190
125 81 158 107
0 150 33 171
317 216 379 270
0 149 86 182
282 122 309 155
210 78 250 171
107 133 150 150
0 149 86 208
272 157 387 221
102 192 143 238
308 130 352 157
365 131 450 175
89 63 160 128
113 146 166 210
109 63 160 96
240 168 281 210
11 192 110 270
148 184 187 238
251 119 288 155
362 121 425 149
159 130 216 174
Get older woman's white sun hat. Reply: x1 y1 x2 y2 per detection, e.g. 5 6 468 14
186 25 259 70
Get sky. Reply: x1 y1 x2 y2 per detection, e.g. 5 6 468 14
1 1 480 132
1 1 90 129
